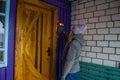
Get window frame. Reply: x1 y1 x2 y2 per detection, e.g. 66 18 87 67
0 0 10 68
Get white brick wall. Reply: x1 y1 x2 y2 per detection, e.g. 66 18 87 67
87 6 96 12
88 29 96 34
97 53 108 59
85 1 94 7
92 47 102 52
106 8 119 15
92 58 102 64
96 22 106 28
89 17 98 23
84 12 93 18
93 35 104 40
105 35 117 40
103 47 115 54
99 16 111 22
87 41 96 46
94 10 105 17
82 57 91 63
97 41 108 47
112 14 120 20
107 22 113 27
97 29 109 34
95 0 106 5
110 41 120 47
110 1 120 8
84 35 92 40
71 0 120 67
87 52 96 58
82 46 91 51
97 3 109 10
114 21 120 27
110 55 120 61
110 28 120 34
87 23 95 29
76 14 83 19
103 60 116 67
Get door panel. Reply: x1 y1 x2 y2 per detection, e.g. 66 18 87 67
15 0 58 80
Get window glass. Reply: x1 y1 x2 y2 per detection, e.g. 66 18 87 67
0 51 4 62
0 1 6 13
0 17 5 48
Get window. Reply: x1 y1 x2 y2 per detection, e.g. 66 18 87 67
0 0 10 67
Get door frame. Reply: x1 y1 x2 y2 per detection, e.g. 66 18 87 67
14 0 58 80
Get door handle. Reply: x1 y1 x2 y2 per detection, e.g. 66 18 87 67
47 47 51 56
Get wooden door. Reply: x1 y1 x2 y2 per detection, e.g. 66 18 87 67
15 0 58 80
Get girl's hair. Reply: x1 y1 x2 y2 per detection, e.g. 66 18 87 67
64 31 74 54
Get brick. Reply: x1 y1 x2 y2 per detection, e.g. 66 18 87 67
116 48 120 54
97 41 108 47
110 41 120 47
87 52 96 58
103 60 116 67
110 55 120 61
117 34 120 40
105 35 117 40
93 35 104 40
92 58 102 65
82 46 91 51
114 21 120 27
87 41 96 46
79 0 87 4
97 53 108 59
96 22 106 28
81 52 86 56
97 3 109 10
79 8 86 13
97 29 109 34
112 14 120 20
106 8 118 15
84 35 92 40
88 29 96 34
79 19 88 24
95 0 106 5
94 10 105 16
99 16 111 22
71 6 76 11
87 23 95 29
71 1 78 6
92 47 102 52
87 6 96 12
76 14 83 19
107 22 113 27
71 16 75 21
103 47 115 54
82 57 91 63
71 20 78 25
84 12 93 18
76 4 84 9
71 10 78 15
89 17 98 23
107 0 115 2
85 1 94 7
110 28 120 34
110 1 120 8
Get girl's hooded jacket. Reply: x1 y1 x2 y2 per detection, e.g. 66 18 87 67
61 34 84 80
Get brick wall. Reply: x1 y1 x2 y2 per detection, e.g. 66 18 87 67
71 0 120 67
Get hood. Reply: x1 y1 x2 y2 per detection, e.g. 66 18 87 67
72 34 84 45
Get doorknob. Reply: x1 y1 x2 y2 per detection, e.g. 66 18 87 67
47 47 51 56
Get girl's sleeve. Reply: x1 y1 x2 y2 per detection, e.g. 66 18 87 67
61 41 77 80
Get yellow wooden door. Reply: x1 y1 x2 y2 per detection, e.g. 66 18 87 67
15 0 58 80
